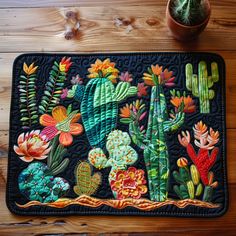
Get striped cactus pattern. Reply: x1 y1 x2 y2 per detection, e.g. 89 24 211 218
129 84 185 201
81 78 117 148
185 61 219 113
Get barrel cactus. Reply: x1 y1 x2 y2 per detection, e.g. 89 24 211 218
18 162 70 203
73 161 101 196
66 59 137 148
88 129 138 198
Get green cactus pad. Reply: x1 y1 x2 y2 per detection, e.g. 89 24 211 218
73 162 101 196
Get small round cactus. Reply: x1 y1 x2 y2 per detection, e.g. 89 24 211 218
18 162 70 203
171 0 208 26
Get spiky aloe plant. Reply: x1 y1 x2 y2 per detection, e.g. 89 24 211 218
172 0 208 26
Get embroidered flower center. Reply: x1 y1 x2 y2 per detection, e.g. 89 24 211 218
122 177 137 190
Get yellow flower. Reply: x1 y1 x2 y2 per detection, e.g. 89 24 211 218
177 157 188 168
23 62 38 75
88 58 119 83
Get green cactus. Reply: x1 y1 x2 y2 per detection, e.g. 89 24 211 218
202 172 218 202
171 0 207 26
128 85 185 202
73 162 101 196
185 61 219 113
18 162 70 203
66 60 137 149
80 78 137 148
88 130 138 198
173 161 203 200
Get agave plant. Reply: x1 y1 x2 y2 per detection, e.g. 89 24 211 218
171 0 208 26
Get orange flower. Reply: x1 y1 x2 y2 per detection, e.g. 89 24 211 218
151 64 163 75
208 128 219 143
110 167 147 200
88 58 119 83
193 121 208 135
170 95 196 113
14 130 51 162
23 62 38 75
59 57 72 72
40 106 83 146
143 64 175 87
170 96 183 108
120 104 132 118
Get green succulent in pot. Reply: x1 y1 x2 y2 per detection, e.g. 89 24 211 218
166 0 211 41
172 0 208 26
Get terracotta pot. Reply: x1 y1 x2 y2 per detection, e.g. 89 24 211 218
166 0 211 41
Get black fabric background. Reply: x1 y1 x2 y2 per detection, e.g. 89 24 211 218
6 52 227 217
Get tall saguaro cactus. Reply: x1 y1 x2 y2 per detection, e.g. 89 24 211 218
185 61 219 113
124 65 186 201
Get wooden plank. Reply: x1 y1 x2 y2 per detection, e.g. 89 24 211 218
0 0 235 8
1 129 235 183
0 6 235 52
0 51 235 130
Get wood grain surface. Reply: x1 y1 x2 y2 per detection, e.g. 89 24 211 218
0 0 235 235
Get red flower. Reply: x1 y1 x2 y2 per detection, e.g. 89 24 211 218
59 57 72 72
110 167 147 199
137 83 148 97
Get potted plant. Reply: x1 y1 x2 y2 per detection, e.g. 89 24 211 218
166 0 211 41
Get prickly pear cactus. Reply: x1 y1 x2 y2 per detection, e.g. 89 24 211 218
73 162 101 196
88 130 138 198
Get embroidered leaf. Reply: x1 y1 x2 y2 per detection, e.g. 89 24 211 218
47 136 69 175
18 62 38 128
39 58 72 114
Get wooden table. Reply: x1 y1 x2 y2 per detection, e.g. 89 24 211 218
0 0 235 235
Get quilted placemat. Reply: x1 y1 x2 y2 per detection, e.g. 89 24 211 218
7 53 227 217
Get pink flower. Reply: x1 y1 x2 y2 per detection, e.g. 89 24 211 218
61 88 68 99
137 83 148 97
119 72 133 82
14 130 51 162
71 74 83 85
